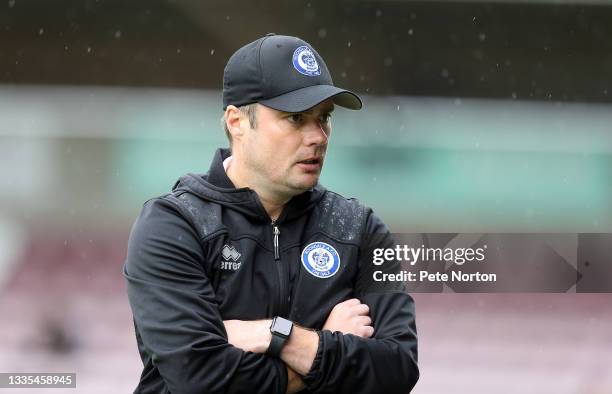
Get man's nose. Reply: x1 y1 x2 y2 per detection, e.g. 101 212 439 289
303 119 329 146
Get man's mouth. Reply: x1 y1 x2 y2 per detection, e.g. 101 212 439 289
296 157 322 171
298 158 321 165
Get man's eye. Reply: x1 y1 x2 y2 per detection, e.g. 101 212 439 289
288 114 304 123
319 113 332 123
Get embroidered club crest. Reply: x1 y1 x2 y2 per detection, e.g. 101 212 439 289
301 241 340 278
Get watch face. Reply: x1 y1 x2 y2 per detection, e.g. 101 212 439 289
274 318 293 336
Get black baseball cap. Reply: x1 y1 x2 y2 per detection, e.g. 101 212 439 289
222 33 362 112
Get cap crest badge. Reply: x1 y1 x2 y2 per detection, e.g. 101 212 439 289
292 46 321 76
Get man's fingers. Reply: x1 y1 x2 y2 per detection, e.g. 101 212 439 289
358 325 374 338
358 315 372 326
341 298 361 306
352 303 370 316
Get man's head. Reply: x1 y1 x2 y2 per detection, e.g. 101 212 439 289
221 34 362 199
224 99 334 198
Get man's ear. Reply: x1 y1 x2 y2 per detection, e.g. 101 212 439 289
224 105 245 142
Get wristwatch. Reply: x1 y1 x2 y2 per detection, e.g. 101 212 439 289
267 317 293 357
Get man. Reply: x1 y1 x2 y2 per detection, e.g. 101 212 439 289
124 34 418 394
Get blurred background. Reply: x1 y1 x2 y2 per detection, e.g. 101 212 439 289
0 0 611 393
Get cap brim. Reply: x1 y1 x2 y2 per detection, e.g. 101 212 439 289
259 85 363 112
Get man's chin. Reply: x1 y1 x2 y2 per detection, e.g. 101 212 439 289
288 176 320 193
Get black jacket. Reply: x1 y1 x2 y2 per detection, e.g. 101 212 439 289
124 148 419 394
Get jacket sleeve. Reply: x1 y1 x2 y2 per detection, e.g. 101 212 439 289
123 198 288 394
302 209 419 394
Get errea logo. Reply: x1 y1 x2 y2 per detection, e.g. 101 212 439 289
221 244 242 271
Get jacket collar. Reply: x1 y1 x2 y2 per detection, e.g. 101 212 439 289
206 148 236 189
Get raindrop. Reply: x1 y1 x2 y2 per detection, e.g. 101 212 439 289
114 30 121 39
210 49 215 55
511 92 517 99
86 46 92 53
317 28 327 38
454 98 462 106
340 71 347 78
176 48 181 54
441 69 449 78
375 9 382 17
383 57 393 66
478 33 486 41
38 28 44 35
408 28 414 36
225 15 230 21
396 105 400 111
347 41 351 47
8 0 15 7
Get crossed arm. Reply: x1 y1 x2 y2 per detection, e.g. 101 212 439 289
224 298 373 394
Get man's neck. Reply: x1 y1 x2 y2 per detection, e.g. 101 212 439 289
225 156 289 221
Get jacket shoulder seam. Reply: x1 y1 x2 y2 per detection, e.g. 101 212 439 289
158 193 224 244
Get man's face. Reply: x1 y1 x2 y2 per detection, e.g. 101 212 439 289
241 99 334 197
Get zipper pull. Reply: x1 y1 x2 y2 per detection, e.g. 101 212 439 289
273 224 280 260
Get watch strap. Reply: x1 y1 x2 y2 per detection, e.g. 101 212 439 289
267 331 286 358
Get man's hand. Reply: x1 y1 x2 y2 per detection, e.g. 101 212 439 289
323 298 374 338
224 319 272 353
286 366 306 394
